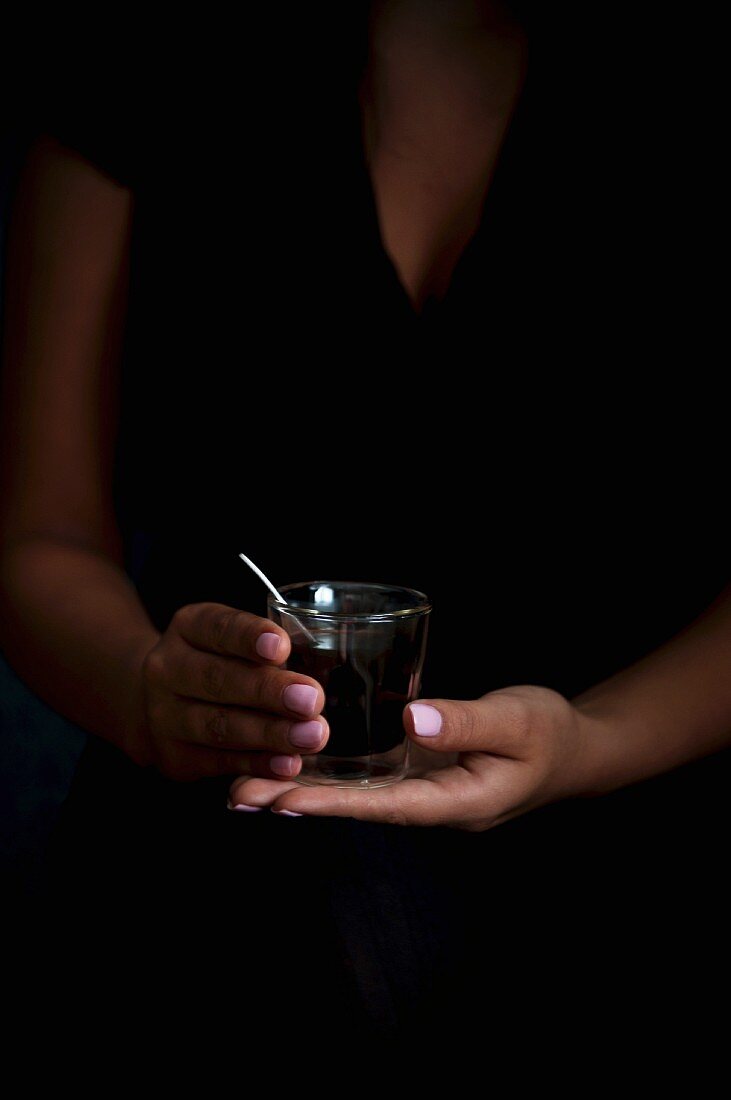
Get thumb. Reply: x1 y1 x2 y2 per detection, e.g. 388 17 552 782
405 692 531 757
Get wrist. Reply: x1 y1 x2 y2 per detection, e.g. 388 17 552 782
570 697 633 798
121 629 160 768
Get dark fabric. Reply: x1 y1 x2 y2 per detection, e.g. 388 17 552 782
0 652 86 901
18 9 729 1036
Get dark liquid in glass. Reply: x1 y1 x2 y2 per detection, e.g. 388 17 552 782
287 629 420 760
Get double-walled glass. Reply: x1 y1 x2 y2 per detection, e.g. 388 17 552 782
268 581 431 788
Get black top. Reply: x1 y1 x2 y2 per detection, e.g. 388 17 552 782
24 9 730 1037
46 61 728 698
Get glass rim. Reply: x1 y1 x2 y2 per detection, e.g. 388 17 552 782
267 580 432 621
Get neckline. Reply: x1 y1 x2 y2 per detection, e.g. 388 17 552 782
359 74 531 320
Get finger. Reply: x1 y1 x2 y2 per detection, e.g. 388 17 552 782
171 698 329 754
181 749 303 781
269 770 476 826
166 641 324 717
227 777 300 810
172 602 291 664
403 691 533 757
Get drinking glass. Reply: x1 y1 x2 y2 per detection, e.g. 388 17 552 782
268 581 431 787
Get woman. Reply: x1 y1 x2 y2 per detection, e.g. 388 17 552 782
2 2 728 1036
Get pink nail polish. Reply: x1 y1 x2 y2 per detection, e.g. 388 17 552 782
270 754 299 777
227 801 263 812
273 809 303 817
409 703 442 736
283 683 319 717
289 720 324 749
256 632 281 660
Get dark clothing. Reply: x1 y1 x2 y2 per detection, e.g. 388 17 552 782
17 9 729 1037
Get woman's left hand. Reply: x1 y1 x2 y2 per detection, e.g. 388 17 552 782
227 685 594 830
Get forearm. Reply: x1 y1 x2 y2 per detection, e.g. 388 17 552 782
573 587 731 794
0 536 160 761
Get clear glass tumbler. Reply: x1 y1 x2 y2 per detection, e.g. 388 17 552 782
268 581 431 788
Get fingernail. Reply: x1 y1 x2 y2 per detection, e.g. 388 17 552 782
270 754 300 777
256 632 281 660
283 683 319 717
289 720 324 749
272 809 304 817
409 703 442 736
226 800 263 812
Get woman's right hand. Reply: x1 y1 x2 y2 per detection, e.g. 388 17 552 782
130 602 328 781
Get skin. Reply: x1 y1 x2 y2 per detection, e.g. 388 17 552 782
228 587 731 826
2 2 731 827
363 0 527 309
0 137 330 785
136 605 328 780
